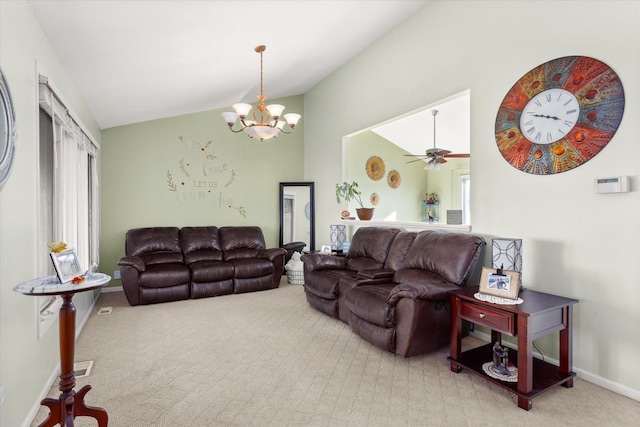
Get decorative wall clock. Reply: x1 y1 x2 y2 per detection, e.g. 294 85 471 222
495 56 625 175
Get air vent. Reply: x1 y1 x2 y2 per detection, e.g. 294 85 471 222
97 306 112 315
74 360 94 378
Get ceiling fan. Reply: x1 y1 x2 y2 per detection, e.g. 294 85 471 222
404 109 470 171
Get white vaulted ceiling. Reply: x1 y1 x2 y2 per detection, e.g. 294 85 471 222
28 0 428 129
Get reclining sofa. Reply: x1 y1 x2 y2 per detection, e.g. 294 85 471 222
118 226 286 306
302 227 485 357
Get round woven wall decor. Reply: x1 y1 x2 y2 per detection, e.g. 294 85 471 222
365 156 385 181
387 170 401 188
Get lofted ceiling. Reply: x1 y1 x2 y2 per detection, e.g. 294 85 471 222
28 0 428 130
371 92 471 161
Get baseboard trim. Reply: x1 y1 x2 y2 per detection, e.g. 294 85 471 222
470 330 640 402
101 284 123 293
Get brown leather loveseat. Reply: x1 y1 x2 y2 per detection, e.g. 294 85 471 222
118 226 286 306
302 227 485 357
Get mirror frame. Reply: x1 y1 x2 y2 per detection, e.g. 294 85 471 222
279 182 315 251
0 66 17 190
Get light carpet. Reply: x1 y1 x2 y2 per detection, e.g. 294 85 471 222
32 278 640 426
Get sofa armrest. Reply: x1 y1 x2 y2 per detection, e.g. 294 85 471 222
117 256 146 272
259 247 287 262
301 253 348 272
387 281 460 306
358 268 395 280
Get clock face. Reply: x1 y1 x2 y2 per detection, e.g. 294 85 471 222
519 89 579 144
495 56 625 175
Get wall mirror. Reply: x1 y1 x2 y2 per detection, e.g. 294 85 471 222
279 182 315 251
343 90 470 224
0 67 17 190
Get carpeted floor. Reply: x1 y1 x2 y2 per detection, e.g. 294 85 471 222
32 278 640 426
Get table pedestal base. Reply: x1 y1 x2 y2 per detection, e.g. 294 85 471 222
13 274 112 427
39 385 108 427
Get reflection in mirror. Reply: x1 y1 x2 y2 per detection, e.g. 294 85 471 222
279 182 315 252
344 91 470 224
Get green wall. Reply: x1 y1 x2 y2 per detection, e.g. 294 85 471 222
346 130 426 221
100 96 304 287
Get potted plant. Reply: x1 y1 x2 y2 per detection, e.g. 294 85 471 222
335 181 374 220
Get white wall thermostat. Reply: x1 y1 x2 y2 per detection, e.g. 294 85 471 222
594 176 629 194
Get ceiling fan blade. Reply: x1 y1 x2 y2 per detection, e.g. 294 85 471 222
439 157 448 164
434 149 451 156
444 153 470 158
403 154 427 157
406 157 427 164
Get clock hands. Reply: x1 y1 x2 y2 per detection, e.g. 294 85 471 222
532 114 560 121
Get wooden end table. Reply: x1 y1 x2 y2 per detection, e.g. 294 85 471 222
14 273 111 426
448 286 578 410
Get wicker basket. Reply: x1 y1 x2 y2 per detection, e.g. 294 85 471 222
286 270 304 285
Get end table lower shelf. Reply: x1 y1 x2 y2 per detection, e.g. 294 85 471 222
448 343 576 404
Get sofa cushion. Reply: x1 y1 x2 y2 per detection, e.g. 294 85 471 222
138 263 191 288
181 226 223 264
345 227 400 270
220 226 266 260
348 312 395 353
126 227 183 265
230 258 273 278
384 231 417 271
190 260 234 282
403 230 485 285
346 283 396 328
304 270 356 300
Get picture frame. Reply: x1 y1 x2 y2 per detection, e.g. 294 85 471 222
50 248 83 283
320 245 332 254
479 267 520 300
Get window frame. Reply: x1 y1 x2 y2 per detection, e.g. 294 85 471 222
36 70 100 338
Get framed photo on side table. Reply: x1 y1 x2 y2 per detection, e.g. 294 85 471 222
50 248 83 283
479 267 520 300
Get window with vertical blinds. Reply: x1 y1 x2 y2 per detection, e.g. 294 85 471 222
37 75 100 337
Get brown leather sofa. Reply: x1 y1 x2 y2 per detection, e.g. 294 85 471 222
118 226 286 306
302 227 485 357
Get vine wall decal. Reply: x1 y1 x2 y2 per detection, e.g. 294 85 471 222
165 136 246 217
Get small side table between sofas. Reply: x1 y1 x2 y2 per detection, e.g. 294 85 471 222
14 273 111 427
448 286 578 410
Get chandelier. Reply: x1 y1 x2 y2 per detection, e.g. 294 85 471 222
221 45 301 141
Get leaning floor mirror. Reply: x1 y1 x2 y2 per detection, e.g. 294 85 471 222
279 182 315 252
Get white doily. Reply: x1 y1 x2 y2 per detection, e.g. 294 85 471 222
474 292 523 305
482 362 518 382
